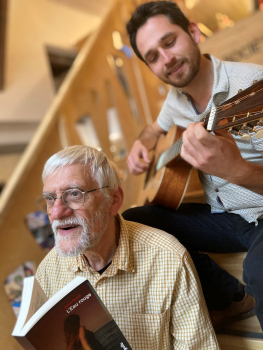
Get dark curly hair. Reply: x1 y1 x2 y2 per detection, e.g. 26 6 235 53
126 1 190 62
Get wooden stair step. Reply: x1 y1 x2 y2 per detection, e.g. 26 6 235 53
206 252 263 349
217 315 263 349
217 334 263 350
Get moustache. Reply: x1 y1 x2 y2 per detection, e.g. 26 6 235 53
164 59 184 76
52 217 87 234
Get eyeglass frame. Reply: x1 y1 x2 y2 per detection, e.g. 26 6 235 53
42 185 109 211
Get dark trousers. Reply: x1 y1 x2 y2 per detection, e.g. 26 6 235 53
122 203 263 327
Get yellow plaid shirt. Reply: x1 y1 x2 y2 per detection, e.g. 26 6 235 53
36 214 219 349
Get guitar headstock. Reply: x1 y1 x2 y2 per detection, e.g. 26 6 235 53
206 79 263 140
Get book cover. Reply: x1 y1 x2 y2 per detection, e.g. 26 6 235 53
13 276 132 350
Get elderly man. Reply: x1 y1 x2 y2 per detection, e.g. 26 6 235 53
36 145 219 349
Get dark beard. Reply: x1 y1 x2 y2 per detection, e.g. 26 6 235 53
167 45 201 88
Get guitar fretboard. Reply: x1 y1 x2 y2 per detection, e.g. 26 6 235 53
156 138 183 171
155 113 210 171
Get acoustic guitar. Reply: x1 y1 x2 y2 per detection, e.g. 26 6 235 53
137 80 263 210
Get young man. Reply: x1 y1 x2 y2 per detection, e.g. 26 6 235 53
122 1 263 329
36 145 219 349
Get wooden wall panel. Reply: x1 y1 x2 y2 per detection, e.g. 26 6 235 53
200 10 263 65
0 125 63 349
0 0 7 90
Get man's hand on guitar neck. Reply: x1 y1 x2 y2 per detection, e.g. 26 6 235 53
180 122 263 196
127 122 166 175
181 122 246 179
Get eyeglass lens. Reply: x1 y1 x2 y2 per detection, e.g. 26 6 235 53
43 189 85 211
62 189 84 209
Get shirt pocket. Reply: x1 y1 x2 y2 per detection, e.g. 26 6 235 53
116 308 171 350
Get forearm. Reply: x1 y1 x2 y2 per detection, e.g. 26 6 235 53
137 126 159 150
138 122 165 150
227 160 263 196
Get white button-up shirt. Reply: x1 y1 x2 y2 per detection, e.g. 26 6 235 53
157 55 263 224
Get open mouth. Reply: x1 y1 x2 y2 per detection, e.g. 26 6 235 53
57 224 80 235
59 224 78 230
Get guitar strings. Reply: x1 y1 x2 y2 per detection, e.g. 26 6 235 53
215 87 263 112
202 86 263 126
214 110 262 121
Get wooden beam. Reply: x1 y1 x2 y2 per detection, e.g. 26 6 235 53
0 0 7 90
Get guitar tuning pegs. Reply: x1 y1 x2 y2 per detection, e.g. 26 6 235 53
238 130 251 140
240 133 251 140
241 123 253 131
228 127 239 136
254 129 263 139
253 120 263 139
238 124 252 140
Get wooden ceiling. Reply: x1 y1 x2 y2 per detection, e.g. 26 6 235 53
49 0 112 17
48 0 257 32
188 0 256 32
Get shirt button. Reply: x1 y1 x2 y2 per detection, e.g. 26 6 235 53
215 188 219 192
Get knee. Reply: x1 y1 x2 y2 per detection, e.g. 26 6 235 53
122 207 144 221
122 205 165 228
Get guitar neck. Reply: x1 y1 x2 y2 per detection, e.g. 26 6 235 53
156 137 183 171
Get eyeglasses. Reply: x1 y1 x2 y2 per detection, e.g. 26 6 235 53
42 186 109 211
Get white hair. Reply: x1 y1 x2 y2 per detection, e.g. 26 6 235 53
42 145 121 198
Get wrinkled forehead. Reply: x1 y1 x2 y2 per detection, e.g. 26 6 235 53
43 164 97 193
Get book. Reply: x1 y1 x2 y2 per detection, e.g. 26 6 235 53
12 276 132 350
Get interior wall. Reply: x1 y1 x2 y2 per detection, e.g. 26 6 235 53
200 9 263 65
0 0 103 124
0 153 22 184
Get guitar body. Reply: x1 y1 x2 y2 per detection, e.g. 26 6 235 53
137 124 193 210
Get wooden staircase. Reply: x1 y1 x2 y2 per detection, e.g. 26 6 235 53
208 252 263 349
0 1 263 349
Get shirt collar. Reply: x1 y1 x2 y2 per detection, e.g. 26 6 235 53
66 213 135 275
209 54 229 97
177 54 230 97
